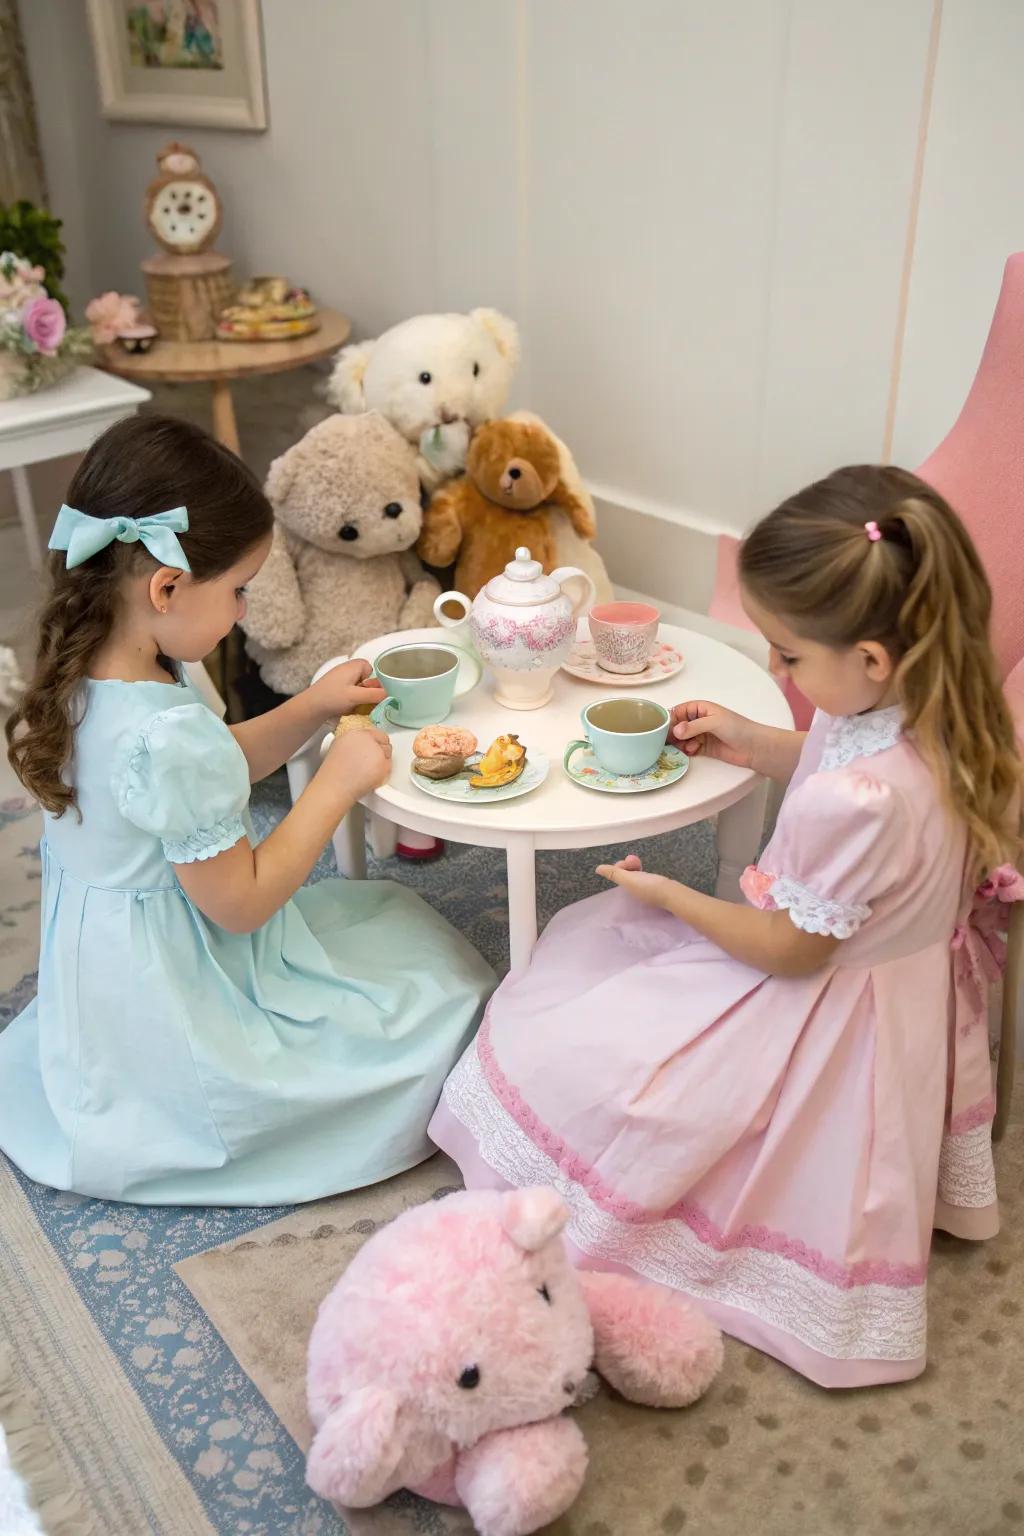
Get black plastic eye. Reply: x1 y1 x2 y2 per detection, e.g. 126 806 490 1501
538 1284 552 1304
457 1365 480 1390
383 502 402 518
472 362 480 377
419 371 432 385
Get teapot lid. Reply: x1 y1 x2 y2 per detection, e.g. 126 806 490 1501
484 547 560 607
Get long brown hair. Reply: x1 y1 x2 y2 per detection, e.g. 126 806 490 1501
7 414 273 817
740 464 1021 878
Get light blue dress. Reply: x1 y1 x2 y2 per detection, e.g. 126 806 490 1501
0 676 494 1205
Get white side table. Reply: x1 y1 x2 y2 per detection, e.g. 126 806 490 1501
333 622 792 973
0 366 152 568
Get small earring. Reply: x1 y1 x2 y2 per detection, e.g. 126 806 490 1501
160 605 168 613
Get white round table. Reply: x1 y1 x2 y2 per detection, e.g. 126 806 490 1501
338 622 792 972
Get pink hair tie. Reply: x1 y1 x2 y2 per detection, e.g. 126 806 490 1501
864 521 882 542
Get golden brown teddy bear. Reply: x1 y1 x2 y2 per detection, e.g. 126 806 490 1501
417 418 597 597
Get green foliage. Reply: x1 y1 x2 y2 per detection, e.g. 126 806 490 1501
0 201 70 314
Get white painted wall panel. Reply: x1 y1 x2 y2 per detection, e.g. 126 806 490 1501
892 0 1024 468
755 0 933 513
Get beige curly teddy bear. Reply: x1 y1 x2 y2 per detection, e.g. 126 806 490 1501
240 413 440 697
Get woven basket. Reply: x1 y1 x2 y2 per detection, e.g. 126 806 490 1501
142 254 235 343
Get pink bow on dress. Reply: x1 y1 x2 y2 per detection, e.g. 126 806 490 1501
951 863 1024 1036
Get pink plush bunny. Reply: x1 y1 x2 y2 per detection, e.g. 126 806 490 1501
306 1187 723 1536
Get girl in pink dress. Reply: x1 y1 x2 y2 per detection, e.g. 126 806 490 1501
431 466 1023 1388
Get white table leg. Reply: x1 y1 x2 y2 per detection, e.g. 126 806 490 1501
506 837 539 974
11 465 43 570
333 803 368 881
715 781 768 901
369 815 398 860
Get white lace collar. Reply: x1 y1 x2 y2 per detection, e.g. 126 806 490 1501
819 705 903 772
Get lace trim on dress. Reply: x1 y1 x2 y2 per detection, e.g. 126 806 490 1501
741 866 869 940
442 1026 929 1363
937 1122 997 1210
162 814 246 865
769 876 870 940
819 706 903 772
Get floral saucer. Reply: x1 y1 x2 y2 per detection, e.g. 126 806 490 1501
563 743 690 794
410 752 550 804
561 638 685 688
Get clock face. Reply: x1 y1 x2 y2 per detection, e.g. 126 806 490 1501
150 179 218 251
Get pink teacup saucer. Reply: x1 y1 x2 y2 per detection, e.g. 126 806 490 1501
561 637 685 688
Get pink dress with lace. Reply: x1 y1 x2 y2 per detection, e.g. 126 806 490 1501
431 707 1012 1388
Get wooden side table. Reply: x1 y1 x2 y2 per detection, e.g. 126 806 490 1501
98 307 351 456
99 309 352 718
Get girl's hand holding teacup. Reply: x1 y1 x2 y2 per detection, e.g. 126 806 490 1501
310 658 387 723
668 700 760 769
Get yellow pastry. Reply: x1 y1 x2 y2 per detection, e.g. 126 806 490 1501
470 734 526 790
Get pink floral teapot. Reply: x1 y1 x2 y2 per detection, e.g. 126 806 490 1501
434 547 595 709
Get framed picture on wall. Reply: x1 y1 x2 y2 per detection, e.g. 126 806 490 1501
86 0 267 131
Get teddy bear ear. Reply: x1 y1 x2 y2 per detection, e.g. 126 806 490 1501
264 445 297 504
326 341 374 412
501 1187 569 1252
470 308 521 368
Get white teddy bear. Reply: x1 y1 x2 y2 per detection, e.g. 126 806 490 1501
327 308 519 492
327 309 613 603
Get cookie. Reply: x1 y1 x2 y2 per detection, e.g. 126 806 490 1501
335 714 377 737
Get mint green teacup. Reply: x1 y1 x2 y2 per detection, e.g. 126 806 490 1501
373 643 480 728
564 697 670 776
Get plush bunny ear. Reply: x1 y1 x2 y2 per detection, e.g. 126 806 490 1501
470 307 521 367
306 1386 407 1508
501 1187 569 1252
326 341 374 412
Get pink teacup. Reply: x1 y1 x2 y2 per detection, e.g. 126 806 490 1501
588 601 660 674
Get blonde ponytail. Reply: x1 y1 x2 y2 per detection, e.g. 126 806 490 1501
740 465 1021 879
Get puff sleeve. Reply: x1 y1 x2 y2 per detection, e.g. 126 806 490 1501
742 770 904 939
113 703 250 864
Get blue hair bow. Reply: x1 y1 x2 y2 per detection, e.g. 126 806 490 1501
48 505 191 572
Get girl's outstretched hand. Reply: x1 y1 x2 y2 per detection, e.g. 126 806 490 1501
668 700 759 768
596 854 678 911
310 658 387 722
321 725 393 798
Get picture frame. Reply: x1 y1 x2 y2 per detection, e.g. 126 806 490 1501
86 0 267 132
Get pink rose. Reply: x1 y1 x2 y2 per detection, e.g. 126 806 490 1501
85 290 141 345
21 296 66 355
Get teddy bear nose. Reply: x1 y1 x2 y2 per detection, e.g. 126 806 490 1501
457 1365 481 1390
508 467 522 480
441 408 459 425
339 524 359 541
383 503 403 519
563 1379 576 1397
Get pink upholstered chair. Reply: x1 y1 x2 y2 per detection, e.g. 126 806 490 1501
917 253 1024 1141
710 251 1024 1136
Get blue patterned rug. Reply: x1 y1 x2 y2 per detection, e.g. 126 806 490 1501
0 775 716 1533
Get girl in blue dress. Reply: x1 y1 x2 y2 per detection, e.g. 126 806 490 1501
0 414 494 1205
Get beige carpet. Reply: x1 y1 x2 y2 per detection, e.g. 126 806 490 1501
177 1125 1024 1536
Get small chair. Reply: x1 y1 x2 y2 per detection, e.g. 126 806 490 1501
917 253 1024 1140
